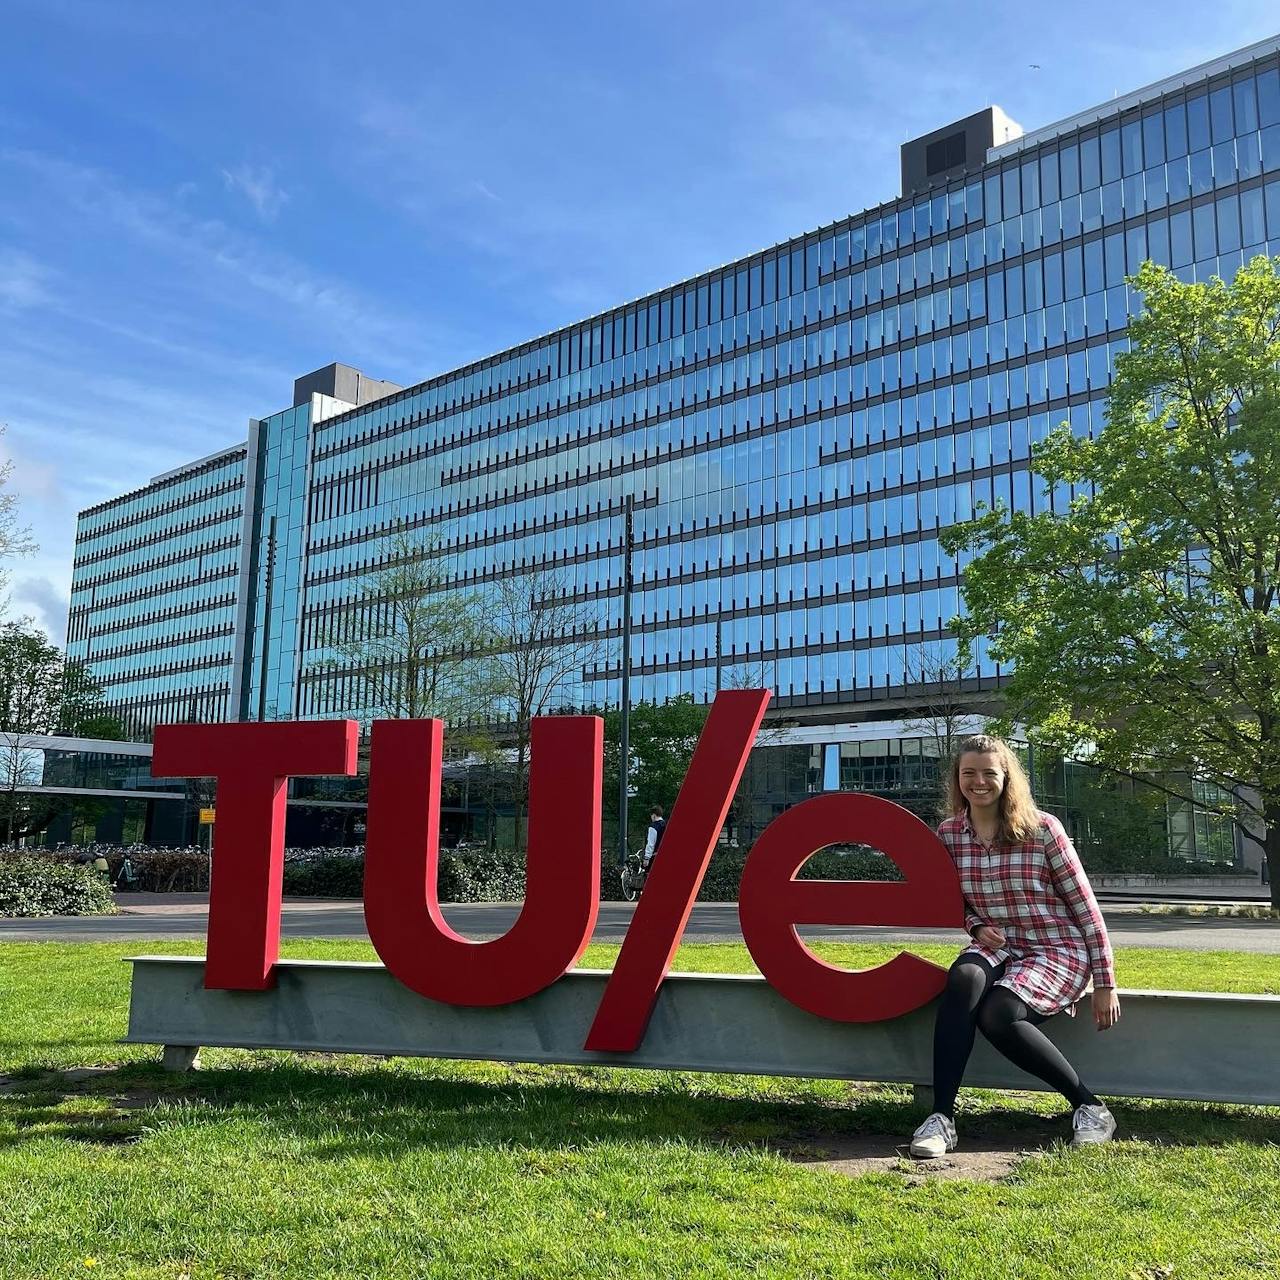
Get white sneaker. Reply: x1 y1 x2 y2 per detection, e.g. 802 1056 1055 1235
909 1112 957 1159
1071 1103 1116 1146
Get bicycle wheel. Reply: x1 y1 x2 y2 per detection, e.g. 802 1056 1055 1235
620 863 639 901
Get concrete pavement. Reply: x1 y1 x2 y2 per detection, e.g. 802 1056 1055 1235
1 894 1277 952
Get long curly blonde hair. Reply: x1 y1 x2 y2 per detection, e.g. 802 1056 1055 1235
945 734 1041 845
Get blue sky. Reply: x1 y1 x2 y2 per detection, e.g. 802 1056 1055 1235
1 0 1277 642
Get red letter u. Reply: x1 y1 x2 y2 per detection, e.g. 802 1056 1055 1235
363 716 602 1005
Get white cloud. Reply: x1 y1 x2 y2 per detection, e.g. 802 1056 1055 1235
11 574 68 644
1 147 459 376
221 163 290 220
0 248 53 310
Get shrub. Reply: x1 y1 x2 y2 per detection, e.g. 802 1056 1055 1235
1081 848 1249 876
440 846 526 901
283 855 364 898
692 842 900 902
0 854 117 917
108 848 210 892
281 847 528 901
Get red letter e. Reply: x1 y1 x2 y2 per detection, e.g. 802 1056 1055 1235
738 793 962 1022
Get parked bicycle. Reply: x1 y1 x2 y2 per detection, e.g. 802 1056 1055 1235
619 849 649 901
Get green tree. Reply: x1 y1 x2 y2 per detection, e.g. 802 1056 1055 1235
308 528 488 724
0 425 35 609
483 569 605 852
602 694 710 852
0 619 123 841
899 641 985 765
451 726 510 851
942 257 1280 904
1067 773 1172 872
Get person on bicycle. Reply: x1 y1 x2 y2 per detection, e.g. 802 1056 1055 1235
642 808 666 868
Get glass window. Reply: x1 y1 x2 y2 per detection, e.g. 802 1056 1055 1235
1241 185 1265 247
1191 146 1214 195
1166 101 1189 159
984 173 1002 222
880 215 897 256
1167 154 1191 203
1126 222 1149 269
1039 149 1060 203
1080 135 1102 189
1021 158 1040 209
1234 76 1259 135
1121 118 1143 173
1142 109 1166 167
1260 68 1280 128
1239 132 1263 180
1104 232 1125 286
1263 123 1280 174
1060 143 1080 197
1188 93 1211 151
1084 239 1105 294
1266 177 1280 237
1002 166 1021 217
1210 84 1234 144
1193 201 1217 260
1217 194 1241 252
1043 250 1063 306
1101 127 1121 183
1212 139 1237 188
1102 180 1123 224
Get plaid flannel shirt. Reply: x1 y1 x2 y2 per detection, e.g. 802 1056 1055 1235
938 810 1116 1016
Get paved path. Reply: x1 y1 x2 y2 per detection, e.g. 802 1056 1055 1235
1 895 1277 952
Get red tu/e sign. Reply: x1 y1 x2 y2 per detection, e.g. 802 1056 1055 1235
151 690 963 1053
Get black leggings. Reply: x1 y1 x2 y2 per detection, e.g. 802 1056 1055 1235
931 953 1099 1117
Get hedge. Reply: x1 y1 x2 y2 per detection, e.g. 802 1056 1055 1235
16 836 1251 905
0 854 118 917
281 847 526 902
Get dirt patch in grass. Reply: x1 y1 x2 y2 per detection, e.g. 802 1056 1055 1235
0 1066 172 1143
777 1123 1061 1183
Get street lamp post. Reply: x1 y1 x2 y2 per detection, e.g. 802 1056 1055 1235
618 495 634 869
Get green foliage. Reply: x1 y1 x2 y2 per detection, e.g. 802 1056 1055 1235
602 694 710 827
37 847 211 893
1079 848 1243 876
0 854 116 916
0 618 121 738
440 845 527 901
1069 774 1171 868
689 842 902 902
308 527 494 724
943 257 1280 898
282 847 529 901
282 854 363 898
109 848 209 892
0 620 124 841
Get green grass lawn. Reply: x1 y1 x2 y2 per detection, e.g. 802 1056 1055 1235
1 939 1278 1279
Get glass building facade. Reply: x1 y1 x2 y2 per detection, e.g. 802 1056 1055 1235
293 36 1280 725
67 446 247 737
65 36 1280 874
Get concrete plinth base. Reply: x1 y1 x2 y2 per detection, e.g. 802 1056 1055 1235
161 1044 201 1073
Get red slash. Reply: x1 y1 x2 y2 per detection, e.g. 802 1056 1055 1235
583 688 769 1052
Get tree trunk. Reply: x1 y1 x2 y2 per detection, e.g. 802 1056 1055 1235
1265 796 1280 912
514 730 529 854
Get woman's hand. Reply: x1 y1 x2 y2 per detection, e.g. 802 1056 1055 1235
1093 987 1121 1030
973 925 1006 949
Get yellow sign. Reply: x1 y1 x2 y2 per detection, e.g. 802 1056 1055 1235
199 808 216 825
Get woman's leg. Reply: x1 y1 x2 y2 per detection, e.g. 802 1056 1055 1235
931 953 1003 1118
975 986 1100 1108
